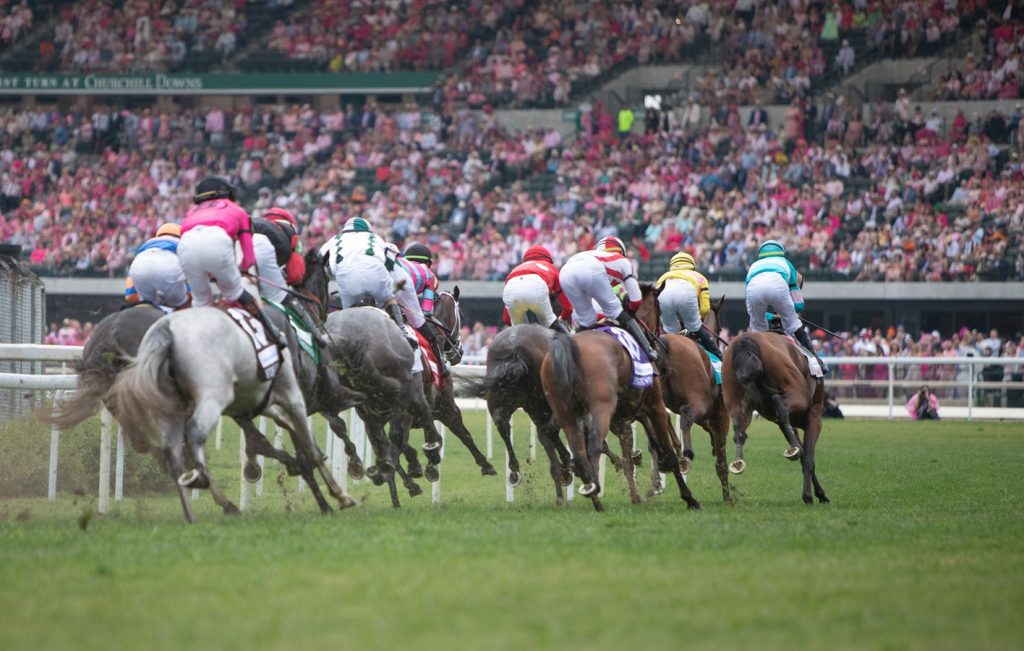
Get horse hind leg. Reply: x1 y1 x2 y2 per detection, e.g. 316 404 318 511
729 407 753 475
492 404 523 487
678 407 697 474
326 412 364 480
534 420 568 506
705 401 734 503
803 417 829 505
770 394 803 461
612 422 641 505
237 417 300 481
159 413 195 523
439 393 497 476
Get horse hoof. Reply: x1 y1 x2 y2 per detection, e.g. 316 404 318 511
729 459 746 475
338 495 359 509
223 503 240 516
651 480 664 496
422 441 441 452
508 470 522 488
348 462 365 480
784 446 803 460
560 468 573 487
407 463 423 479
679 456 692 475
687 500 703 511
631 449 643 466
803 494 814 505
366 466 385 486
425 465 440 483
818 495 831 504
407 483 423 497
481 464 498 476
243 461 262 483
177 469 207 488
579 482 598 497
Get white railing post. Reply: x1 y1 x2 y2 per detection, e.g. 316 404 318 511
238 428 250 511
47 390 62 501
114 425 125 501
486 414 493 460
529 421 537 462
967 360 975 421
432 423 445 505
98 407 113 514
505 430 514 503
887 361 895 419
256 416 266 497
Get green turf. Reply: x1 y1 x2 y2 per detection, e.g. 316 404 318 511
0 414 1021 651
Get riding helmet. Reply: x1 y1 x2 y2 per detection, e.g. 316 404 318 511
193 176 235 204
522 244 553 263
266 207 298 230
758 240 786 258
404 242 433 265
342 217 372 233
670 251 696 270
596 236 626 255
155 222 182 238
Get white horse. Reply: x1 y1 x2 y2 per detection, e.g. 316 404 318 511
108 306 355 522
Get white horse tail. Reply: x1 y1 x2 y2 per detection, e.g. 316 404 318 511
106 318 182 439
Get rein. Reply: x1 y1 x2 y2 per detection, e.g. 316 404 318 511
431 291 464 360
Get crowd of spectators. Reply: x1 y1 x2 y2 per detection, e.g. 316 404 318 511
0 0 32 49
37 0 249 73
930 13 1024 100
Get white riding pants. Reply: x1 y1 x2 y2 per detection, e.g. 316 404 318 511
391 264 425 328
128 248 189 307
177 225 242 306
745 272 801 334
252 233 287 303
334 256 393 309
560 256 622 327
658 279 701 334
502 274 555 326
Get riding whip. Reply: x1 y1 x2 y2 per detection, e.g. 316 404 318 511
801 318 844 341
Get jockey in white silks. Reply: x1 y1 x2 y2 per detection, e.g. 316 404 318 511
319 217 425 344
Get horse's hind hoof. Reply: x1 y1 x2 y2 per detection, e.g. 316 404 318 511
650 480 664 496
579 482 598 497
406 483 423 497
784 446 803 461
508 470 522 488
406 463 423 479
366 466 385 486
679 456 692 475
177 469 208 489
803 495 814 505
686 500 703 511
423 441 441 452
222 503 240 516
818 495 831 504
631 449 643 466
481 463 498 476
729 459 746 475
243 461 262 483
337 495 359 509
425 465 440 483
348 461 365 480
560 468 573 487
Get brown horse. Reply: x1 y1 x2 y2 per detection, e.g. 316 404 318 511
722 332 829 504
540 327 702 512
637 287 733 503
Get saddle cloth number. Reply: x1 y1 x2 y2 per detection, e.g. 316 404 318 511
227 307 280 381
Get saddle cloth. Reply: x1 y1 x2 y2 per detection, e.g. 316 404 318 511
594 325 655 388
700 345 723 385
779 333 824 377
413 329 443 387
225 307 281 381
265 299 321 364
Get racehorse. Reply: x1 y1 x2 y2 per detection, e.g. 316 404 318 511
108 301 355 523
44 303 165 453
637 287 733 503
541 327 702 512
464 324 575 504
323 305 444 508
722 332 830 504
400 287 497 479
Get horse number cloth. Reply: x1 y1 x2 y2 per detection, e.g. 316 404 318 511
595 325 656 388
701 345 723 384
265 299 321 364
781 334 824 377
226 307 281 381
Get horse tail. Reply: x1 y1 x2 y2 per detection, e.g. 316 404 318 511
731 335 766 398
105 319 182 447
463 345 530 399
549 332 587 421
40 366 112 431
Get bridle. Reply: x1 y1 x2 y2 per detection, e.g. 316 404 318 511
430 291 464 364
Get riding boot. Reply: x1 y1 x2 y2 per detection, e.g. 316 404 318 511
416 322 449 378
284 295 329 348
238 290 288 349
618 310 661 366
549 319 571 335
690 327 724 360
386 302 417 350
793 326 829 373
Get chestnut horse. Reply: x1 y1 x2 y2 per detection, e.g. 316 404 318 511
637 287 733 503
722 332 829 504
540 328 702 512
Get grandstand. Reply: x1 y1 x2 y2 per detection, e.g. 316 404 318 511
0 0 1020 342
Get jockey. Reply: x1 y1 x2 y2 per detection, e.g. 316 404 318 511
251 207 328 347
501 244 571 334
319 217 425 338
400 242 449 376
559 236 660 364
745 240 828 372
124 222 190 310
656 251 723 359
178 176 287 348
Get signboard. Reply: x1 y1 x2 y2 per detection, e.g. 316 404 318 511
0 72 440 95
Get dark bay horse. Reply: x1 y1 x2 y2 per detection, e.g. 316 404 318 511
637 288 732 503
722 332 829 504
541 328 702 511
401 288 497 481
464 324 575 504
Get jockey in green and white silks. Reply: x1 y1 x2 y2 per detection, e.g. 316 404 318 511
744 240 828 372
319 217 425 334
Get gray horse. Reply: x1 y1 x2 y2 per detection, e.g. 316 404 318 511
108 305 355 523
323 306 443 508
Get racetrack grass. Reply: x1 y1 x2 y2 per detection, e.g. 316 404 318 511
0 415 1021 651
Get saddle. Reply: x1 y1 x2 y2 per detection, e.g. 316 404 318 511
767 330 824 378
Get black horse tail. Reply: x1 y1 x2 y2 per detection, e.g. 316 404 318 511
462 344 530 399
548 332 588 422
731 335 765 398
